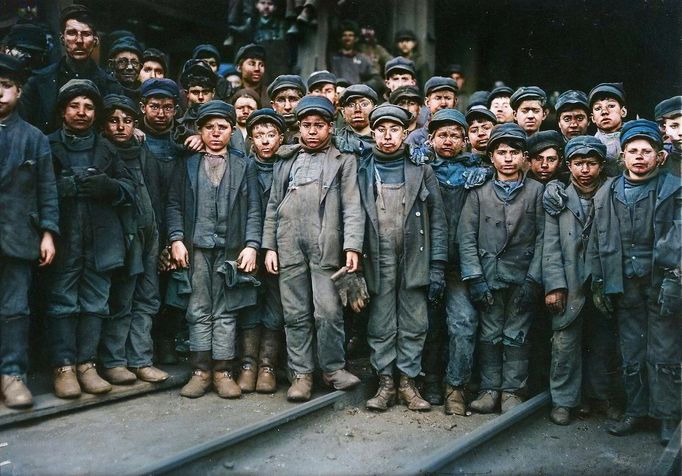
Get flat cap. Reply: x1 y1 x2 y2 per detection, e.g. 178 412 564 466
246 108 286 134
620 119 662 147
487 123 527 152
488 85 514 105
60 4 95 31
141 48 168 74
336 77 351 88
428 108 467 133
267 74 305 98
424 76 458 96
444 64 463 75
180 59 217 88
510 86 547 110
369 104 412 129
564 135 607 161
654 96 682 121
57 78 101 109
588 82 625 106
5 23 46 53
140 78 179 99
527 130 564 157
0 53 28 82
339 84 378 106
465 105 497 125
384 56 416 78
192 43 221 63
389 85 422 104
234 43 266 64
108 37 142 59
196 100 236 126
467 90 490 109
295 95 335 121
394 29 416 42
102 93 139 118
307 70 336 92
555 90 589 114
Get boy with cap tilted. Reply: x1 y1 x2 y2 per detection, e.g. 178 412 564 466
267 74 305 144
542 135 620 426
335 84 379 156
0 54 58 408
510 86 548 136
359 104 447 413
655 95 682 176
556 90 590 141
405 76 458 148
237 109 287 394
458 123 545 414
45 78 135 399
167 100 262 399
99 93 168 386
262 96 364 402
589 82 627 176
588 119 681 445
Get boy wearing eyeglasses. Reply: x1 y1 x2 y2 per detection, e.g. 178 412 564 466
334 84 378 156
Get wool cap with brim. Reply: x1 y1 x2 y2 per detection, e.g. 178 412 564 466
564 135 607 161
234 44 266 64
429 108 467 133
57 78 101 110
336 77 351 88
384 56 416 78
295 95 335 121
588 82 625 106
102 94 139 118
369 104 412 129
555 90 589 114
424 76 458 96
487 85 514 105
192 44 221 63
0 53 28 82
142 48 167 73
620 119 662 147
527 130 564 157
307 70 336 91
60 4 95 31
181 59 217 88
389 85 421 104
246 108 286 134
267 74 305 98
445 64 463 75
467 90 490 109
140 78 179 99
465 105 497 125
231 88 260 107
510 86 547 110
654 96 682 121
339 84 378 106
108 37 142 59
196 100 236 126
486 123 527 152
6 23 46 53
394 29 416 42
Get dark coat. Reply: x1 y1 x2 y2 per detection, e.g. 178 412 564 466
0 112 59 261
49 132 135 272
20 58 123 133
543 183 596 330
166 149 262 311
261 144 365 268
358 153 448 293
458 176 545 288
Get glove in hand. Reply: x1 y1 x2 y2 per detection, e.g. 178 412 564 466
77 173 119 200
592 280 615 318
331 266 370 313
468 276 494 311
543 179 568 216
463 166 493 190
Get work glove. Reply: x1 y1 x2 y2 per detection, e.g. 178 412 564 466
428 261 446 305
658 270 681 319
463 166 493 190
77 173 120 200
218 260 261 288
592 280 615 318
468 276 494 312
512 276 543 314
331 266 370 313
56 172 78 198
158 246 173 272
543 179 568 216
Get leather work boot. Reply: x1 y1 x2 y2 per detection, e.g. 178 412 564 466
180 369 211 398
398 374 431 411
422 375 443 406
77 362 112 394
323 369 361 390
608 416 645 436
213 370 242 399
53 366 81 399
366 375 396 411
660 419 679 446
469 390 500 414
501 391 524 413
550 406 571 425
132 366 169 383
238 327 261 393
444 385 466 416
102 367 137 385
255 328 281 393
287 373 313 402
1 375 33 409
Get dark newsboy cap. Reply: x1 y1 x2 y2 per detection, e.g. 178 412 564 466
654 96 682 121
369 104 412 129
527 130 564 157
555 90 589 114
140 78 179 99
467 90 490 109
588 82 626 106
295 95 335 121
620 119 662 148
57 78 101 109
428 108 467 133
102 93 139 118
564 135 607 161
181 59 217 89
394 30 417 42
108 37 143 59
384 56 416 78
246 108 286 134
234 44 266 64
307 70 337 92
424 76 458 96
389 85 422 105
339 84 378 106
487 123 527 152
0 53 28 82
487 85 514 105
465 105 497 125
267 74 305 98
192 44 221 63
510 86 547 110
196 100 236 126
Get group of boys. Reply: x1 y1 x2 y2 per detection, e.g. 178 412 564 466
0 3 679 448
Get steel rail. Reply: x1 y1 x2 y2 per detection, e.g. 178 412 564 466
136 390 347 476
405 390 551 475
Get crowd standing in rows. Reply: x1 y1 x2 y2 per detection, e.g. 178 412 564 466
0 2 680 447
